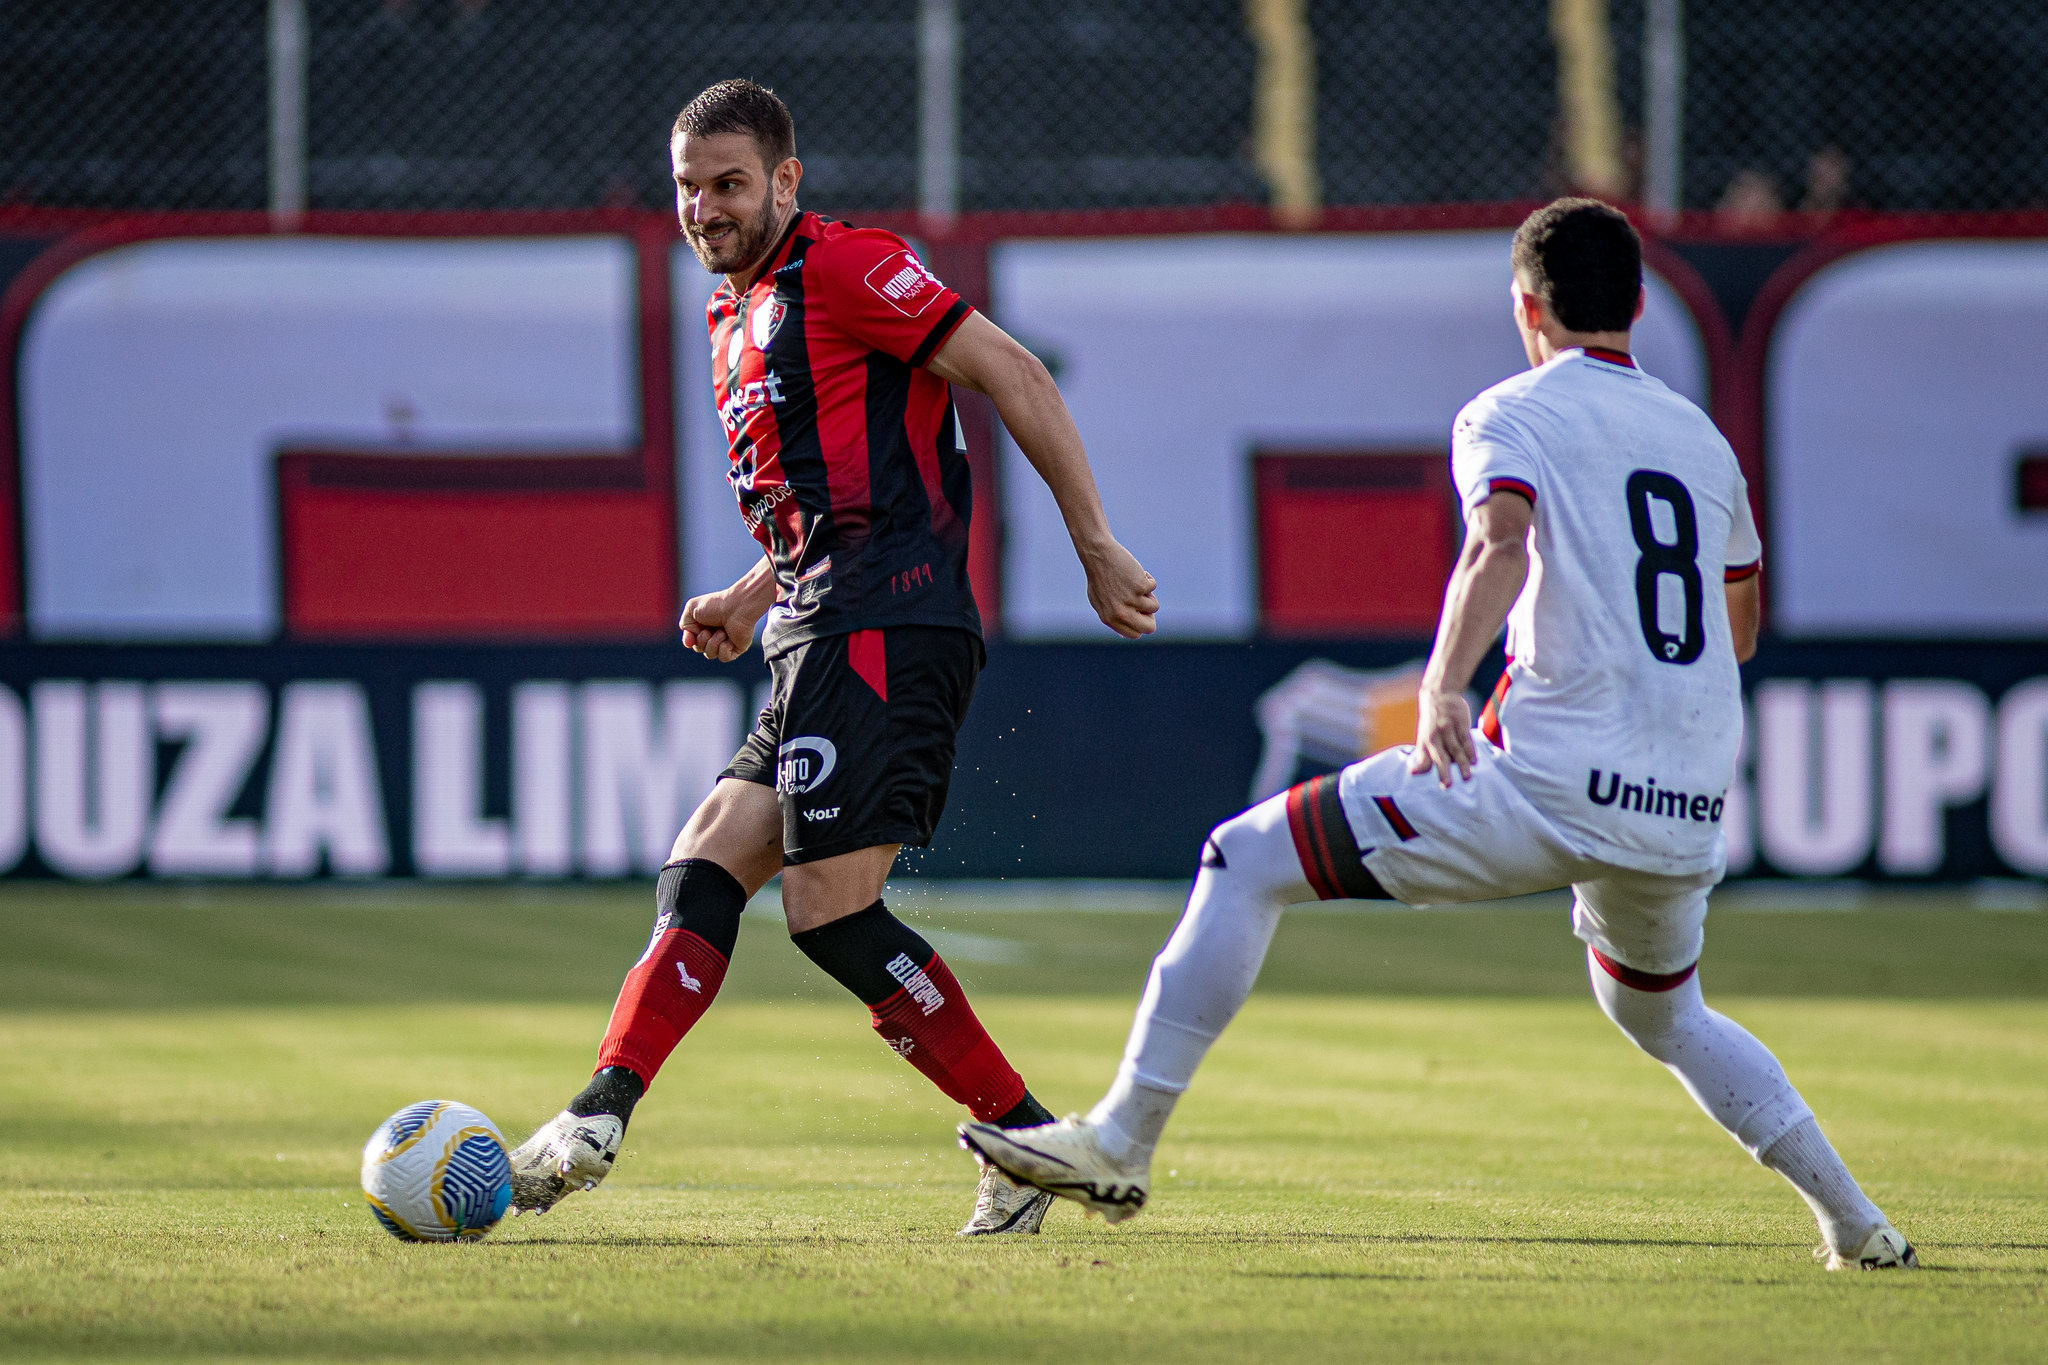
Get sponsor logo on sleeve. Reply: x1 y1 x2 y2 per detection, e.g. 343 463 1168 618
863 251 946 318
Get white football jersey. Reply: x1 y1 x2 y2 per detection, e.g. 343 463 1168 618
1450 346 1762 876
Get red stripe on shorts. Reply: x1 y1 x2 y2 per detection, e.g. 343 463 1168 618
1373 795 1419 842
847 629 888 700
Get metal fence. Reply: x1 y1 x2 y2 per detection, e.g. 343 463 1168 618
3 1 2045 219
1680 0 2048 216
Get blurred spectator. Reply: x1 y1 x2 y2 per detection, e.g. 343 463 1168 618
1801 144 1852 216
1715 167 1784 235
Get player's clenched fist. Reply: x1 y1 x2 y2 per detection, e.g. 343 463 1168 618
1409 686 1476 787
679 590 759 663
1080 538 1160 639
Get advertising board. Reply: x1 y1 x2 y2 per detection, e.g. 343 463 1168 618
0 212 2040 882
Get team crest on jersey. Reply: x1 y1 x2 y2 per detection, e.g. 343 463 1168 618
751 297 787 351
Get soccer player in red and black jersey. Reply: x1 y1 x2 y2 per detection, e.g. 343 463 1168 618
509 80 1159 1236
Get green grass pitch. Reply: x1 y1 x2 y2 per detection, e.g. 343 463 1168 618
2 882 2044 1362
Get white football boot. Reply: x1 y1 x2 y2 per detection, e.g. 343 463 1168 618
508 1110 624 1214
1822 1224 1920 1271
958 1162 1055 1236
957 1116 1149 1224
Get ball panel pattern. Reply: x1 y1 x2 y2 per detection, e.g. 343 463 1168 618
365 1100 451 1165
365 1192 429 1242
360 1100 511 1243
433 1127 514 1238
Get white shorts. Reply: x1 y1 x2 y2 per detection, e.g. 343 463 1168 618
1286 738 1719 976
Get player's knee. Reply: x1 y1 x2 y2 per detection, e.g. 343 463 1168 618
671 781 781 885
650 857 749 959
1198 796 1308 904
1600 994 1684 1062
1590 959 1701 1064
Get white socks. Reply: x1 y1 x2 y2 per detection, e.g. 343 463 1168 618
1589 948 1887 1252
1759 1117 1888 1254
1089 795 1894 1257
1093 793 1309 1168
1588 949 1813 1156
1087 1066 1181 1168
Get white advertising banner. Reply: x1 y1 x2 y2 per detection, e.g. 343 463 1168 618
990 232 1710 638
19 236 638 640
1768 240 2048 637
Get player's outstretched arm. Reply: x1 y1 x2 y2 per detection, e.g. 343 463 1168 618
1411 490 1533 786
926 313 1158 638
680 554 778 662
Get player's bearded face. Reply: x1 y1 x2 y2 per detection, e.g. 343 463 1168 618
675 135 788 275
684 181 778 273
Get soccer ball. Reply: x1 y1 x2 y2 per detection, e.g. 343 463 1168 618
360 1100 513 1242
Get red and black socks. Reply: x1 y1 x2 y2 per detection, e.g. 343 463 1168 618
792 900 1048 1125
593 858 749 1105
568 1064 645 1126
991 1089 1056 1129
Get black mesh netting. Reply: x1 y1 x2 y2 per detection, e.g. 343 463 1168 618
1679 0 2048 214
3 0 2045 216
1 0 269 210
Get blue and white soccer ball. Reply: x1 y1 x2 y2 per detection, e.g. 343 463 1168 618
360 1100 513 1242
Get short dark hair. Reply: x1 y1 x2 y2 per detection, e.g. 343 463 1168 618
672 79 796 172
1510 198 1642 332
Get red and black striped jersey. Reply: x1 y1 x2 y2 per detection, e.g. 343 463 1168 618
709 211 979 658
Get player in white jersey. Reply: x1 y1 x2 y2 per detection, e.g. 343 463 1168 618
961 199 1917 1270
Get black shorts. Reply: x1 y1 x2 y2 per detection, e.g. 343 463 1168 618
720 625 983 865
